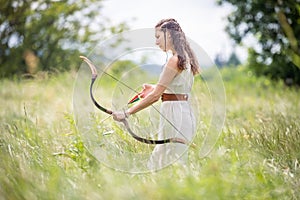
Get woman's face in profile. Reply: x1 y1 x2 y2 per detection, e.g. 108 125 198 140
155 28 171 52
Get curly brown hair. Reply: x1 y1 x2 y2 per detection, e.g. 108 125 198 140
155 18 200 75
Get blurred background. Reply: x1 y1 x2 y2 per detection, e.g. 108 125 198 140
1 0 299 85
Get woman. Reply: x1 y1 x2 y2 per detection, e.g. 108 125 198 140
112 18 200 170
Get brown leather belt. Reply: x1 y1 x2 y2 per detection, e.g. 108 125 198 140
161 93 188 102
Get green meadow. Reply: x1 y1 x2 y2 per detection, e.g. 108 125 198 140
1 66 299 199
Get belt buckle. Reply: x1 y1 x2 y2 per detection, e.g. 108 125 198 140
183 94 188 100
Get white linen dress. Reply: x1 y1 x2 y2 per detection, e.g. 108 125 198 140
147 63 196 170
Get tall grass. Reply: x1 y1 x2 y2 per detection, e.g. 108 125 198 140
0 67 299 199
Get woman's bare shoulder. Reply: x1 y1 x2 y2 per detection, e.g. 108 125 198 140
167 55 179 70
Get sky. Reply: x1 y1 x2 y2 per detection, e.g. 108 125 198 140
101 0 248 63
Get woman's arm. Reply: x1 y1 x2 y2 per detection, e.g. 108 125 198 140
112 55 180 121
127 55 180 115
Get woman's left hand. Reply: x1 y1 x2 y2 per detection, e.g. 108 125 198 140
112 111 129 122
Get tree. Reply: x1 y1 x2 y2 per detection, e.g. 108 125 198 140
214 52 226 68
217 0 300 85
0 0 128 77
227 51 241 67
214 51 240 68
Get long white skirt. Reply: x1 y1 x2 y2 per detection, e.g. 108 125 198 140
147 101 196 170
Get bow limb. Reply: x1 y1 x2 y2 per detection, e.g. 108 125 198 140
80 56 98 79
80 55 113 115
121 119 189 145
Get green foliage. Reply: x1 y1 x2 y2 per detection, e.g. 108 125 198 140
248 48 300 85
249 114 300 174
0 0 128 77
0 68 299 199
218 0 300 85
227 51 241 66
